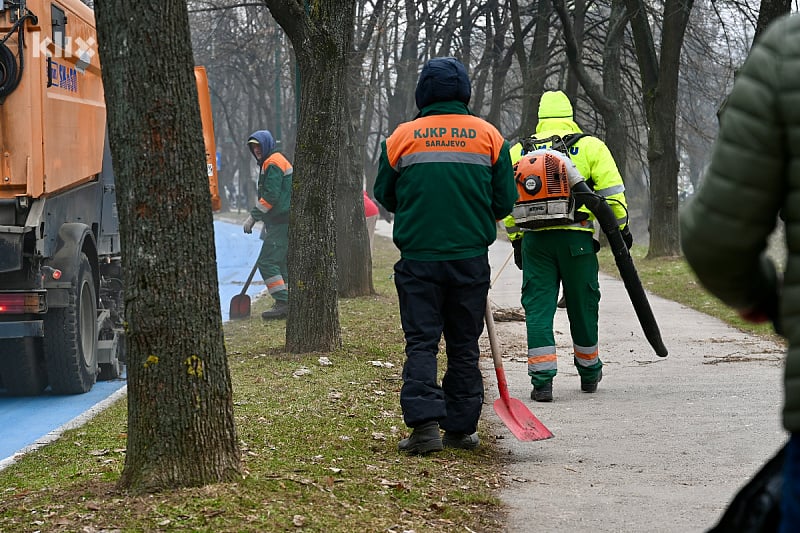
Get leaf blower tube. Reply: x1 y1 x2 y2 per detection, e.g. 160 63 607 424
572 180 668 357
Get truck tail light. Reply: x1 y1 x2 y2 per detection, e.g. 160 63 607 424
0 293 46 314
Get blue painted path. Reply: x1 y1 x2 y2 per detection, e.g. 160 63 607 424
0 219 265 467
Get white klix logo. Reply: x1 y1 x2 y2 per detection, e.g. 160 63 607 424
29 32 96 61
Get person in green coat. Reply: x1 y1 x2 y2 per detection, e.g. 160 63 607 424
374 57 517 454
680 14 800 531
242 130 292 320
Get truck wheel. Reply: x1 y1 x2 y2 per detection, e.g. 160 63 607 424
44 254 98 394
0 338 48 395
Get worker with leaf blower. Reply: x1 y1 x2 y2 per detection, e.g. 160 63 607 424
505 90 632 402
242 130 293 320
374 56 517 455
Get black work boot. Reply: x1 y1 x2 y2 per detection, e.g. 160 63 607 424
397 421 443 455
581 369 603 393
443 431 480 450
531 381 553 402
262 300 288 320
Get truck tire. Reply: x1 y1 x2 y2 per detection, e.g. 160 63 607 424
43 253 99 394
0 338 48 395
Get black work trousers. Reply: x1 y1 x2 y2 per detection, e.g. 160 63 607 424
394 255 490 434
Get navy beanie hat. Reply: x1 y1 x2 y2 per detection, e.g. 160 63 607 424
414 57 471 110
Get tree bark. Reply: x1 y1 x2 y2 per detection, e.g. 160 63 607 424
510 0 551 138
754 0 791 44
386 1 420 131
624 0 693 257
94 0 241 493
265 0 354 352
336 0 383 298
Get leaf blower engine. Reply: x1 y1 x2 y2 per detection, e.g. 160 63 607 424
510 149 585 229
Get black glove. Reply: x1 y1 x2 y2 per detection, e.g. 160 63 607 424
512 239 523 270
621 226 633 250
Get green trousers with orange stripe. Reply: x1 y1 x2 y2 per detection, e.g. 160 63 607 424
520 229 603 388
257 222 289 302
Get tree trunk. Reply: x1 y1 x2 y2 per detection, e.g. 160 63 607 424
337 108 374 298
266 0 355 353
386 1 420 131
624 0 693 257
563 0 584 101
94 0 241 493
510 0 551 138
754 0 791 44
336 5 381 298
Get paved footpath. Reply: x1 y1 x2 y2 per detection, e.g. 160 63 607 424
485 238 786 532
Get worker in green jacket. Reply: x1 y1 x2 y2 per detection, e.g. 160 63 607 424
374 57 517 455
506 90 631 402
242 130 293 320
680 14 800 531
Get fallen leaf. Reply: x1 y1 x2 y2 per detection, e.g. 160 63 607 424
292 367 311 378
88 449 109 456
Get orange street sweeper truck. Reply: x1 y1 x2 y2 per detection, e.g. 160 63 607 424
0 0 220 395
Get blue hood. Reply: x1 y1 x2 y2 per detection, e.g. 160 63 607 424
247 130 276 164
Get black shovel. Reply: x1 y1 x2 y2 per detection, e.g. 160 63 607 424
229 261 259 319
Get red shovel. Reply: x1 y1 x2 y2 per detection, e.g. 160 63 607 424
229 261 259 319
485 301 554 441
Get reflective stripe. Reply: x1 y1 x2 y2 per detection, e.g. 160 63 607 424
595 184 625 197
573 344 599 368
528 346 557 373
264 275 286 294
256 198 272 213
616 215 628 226
529 346 555 356
396 151 492 169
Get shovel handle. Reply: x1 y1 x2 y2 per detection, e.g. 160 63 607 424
239 261 259 297
485 300 511 403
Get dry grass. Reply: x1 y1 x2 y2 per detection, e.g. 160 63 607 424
0 233 507 533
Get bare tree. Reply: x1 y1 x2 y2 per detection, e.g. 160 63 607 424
336 0 386 298
509 0 552 137
624 0 694 257
553 0 630 179
264 0 355 352
188 3 293 213
94 0 241 492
